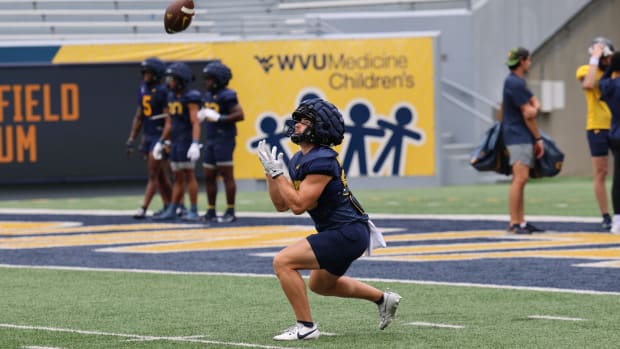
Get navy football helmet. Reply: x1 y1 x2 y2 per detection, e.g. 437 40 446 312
141 57 166 81
165 62 194 90
202 61 232 90
590 37 615 57
286 98 345 146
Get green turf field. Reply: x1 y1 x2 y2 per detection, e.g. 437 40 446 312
0 176 607 217
1 267 619 349
2 176 618 348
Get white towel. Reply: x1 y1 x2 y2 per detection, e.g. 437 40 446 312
366 219 386 256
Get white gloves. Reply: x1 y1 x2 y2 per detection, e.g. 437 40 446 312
197 108 221 122
257 140 287 179
152 140 164 160
187 141 202 161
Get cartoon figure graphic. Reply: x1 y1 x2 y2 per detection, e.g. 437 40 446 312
373 105 423 175
249 115 291 163
342 101 385 176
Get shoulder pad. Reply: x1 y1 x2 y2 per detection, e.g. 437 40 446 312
184 89 203 104
298 147 340 177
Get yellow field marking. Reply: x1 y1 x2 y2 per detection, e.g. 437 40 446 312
4 222 620 267
0 222 190 235
98 225 316 253
371 247 620 265
0 221 82 233
0 225 315 250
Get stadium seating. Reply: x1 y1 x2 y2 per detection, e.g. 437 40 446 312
0 0 469 41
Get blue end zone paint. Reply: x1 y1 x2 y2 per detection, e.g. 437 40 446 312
0 46 60 65
0 213 618 293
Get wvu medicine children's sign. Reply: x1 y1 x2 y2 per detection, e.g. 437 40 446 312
0 34 436 182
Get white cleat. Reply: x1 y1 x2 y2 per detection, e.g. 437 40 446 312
273 323 320 341
378 291 402 330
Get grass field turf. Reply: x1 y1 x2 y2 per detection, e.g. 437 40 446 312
1 266 619 349
1 177 619 348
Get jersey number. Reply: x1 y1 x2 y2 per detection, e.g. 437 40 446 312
142 95 152 117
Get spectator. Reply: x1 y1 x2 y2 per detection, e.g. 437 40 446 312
152 62 202 221
576 37 615 231
501 47 545 234
197 61 244 223
257 98 401 341
599 51 620 234
125 57 172 219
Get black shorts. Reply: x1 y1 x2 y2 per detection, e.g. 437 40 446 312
307 221 369 276
587 129 610 157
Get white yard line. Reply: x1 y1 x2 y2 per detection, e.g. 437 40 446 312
1 264 618 296
407 321 464 329
1 324 300 349
0 208 601 223
528 315 586 321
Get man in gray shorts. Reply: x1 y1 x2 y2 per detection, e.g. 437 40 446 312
501 47 545 234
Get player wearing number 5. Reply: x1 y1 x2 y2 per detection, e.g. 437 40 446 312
197 61 245 223
258 98 401 341
152 62 202 221
125 57 172 219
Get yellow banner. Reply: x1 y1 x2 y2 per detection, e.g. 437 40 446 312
55 36 436 178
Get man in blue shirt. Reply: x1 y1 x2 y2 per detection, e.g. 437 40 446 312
502 47 545 234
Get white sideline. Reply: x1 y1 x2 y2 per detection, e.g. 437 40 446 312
528 315 585 321
407 321 464 329
0 324 301 349
0 208 601 222
1 264 619 296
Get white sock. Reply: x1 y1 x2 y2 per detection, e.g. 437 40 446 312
613 215 620 224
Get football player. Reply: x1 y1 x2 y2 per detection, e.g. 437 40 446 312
125 57 172 219
257 98 401 340
152 62 202 221
576 37 615 231
197 61 245 223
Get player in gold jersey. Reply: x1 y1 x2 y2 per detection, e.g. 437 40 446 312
576 37 615 231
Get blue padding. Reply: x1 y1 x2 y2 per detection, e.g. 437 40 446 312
0 46 60 64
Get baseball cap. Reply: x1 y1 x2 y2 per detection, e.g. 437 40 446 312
506 47 529 67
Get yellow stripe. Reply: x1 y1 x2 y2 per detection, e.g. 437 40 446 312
52 43 211 64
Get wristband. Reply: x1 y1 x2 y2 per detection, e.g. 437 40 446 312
589 56 600 65
218 114 227 122
535 137 543 142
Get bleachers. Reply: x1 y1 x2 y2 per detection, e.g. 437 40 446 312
0 0 469 42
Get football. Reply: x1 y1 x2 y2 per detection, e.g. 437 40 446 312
164 0 195 34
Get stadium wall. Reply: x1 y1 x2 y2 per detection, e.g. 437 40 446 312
0 34 444 188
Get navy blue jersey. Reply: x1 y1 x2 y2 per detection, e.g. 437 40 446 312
599 71 620 140
138 82 168 137
202 88 239 139
502 73 534 145
167 89 202 144
289 146 368 231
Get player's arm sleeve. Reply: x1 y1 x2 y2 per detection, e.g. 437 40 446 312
576 65 588 81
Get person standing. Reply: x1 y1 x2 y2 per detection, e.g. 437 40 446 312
599 51 620 234
257 98 401 341
576 37 615 231
126 57 172 219
152 62 202 221
502 47 545 235
197 61 244 223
